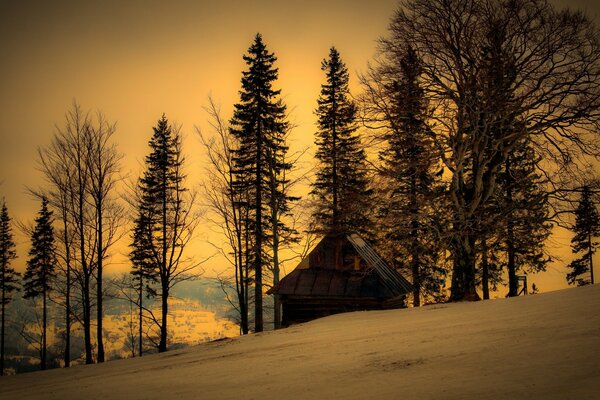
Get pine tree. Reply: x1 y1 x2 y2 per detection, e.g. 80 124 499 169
312 47 371 237
567 185 600 286
230 33 289 332
135 114 197 352
498 139 551 295
377 46 445 306
23 197 57 370
129 207 157 356
0 200 19 376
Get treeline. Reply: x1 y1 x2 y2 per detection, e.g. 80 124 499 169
2 0 600 375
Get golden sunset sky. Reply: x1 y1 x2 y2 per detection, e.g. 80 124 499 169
1 0 599 295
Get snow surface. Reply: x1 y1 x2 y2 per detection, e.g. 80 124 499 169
1 285 599 399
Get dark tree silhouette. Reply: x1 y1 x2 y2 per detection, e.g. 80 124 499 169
86 112 123 363
230 34 288 332
37 102 122 364
23 197 57 370
198 99 252 334
135 115 200 352
383 0 600 301
498 140 551 296
362 45 445 306
128 206 157 356
0 200 19 376
312 47 371 237
567 186 600 286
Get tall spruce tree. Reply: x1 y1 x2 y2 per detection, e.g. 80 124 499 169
312 47 371 237
567 185 600 286
0 200 19 376
23 197 57 370
377 46 445 306
135 114 197 352
230 33 288 332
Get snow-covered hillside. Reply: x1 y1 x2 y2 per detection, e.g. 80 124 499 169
2 285 599 399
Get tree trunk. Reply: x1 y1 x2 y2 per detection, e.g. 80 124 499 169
272 235 281 329
589 231 595 285
42 285 47 370
96 202 105 362
83 273 92 364
410 170 420 307
254 122 263 333
159 284 168 352
482 238 490 300
63 214 71 368
138 275 143 357
450 232 480 301
1 281 5 376
506 157 518 297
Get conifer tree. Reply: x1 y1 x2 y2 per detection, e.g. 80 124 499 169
135 115 198 352
230 34 289 332
312 47 371 237
23 197 57 370
567 185 600 286
129 207 157 356
376 46 444 306
0 200 19 376
497 140 551 295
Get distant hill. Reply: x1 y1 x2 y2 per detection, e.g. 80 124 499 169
1 285 598 399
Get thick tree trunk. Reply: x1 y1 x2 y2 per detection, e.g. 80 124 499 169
482 239 490 300
450 232 480 301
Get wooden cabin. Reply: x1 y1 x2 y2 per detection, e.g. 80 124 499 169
267 233 412 326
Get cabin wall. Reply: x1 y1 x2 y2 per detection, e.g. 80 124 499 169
281 297 386 326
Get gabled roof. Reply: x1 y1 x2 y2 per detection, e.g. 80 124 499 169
346 234 413 295
268 233 411 298
272 268 397 298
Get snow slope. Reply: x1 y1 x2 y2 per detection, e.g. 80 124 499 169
2 285 599 399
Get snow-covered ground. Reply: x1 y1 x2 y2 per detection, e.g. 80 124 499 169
1 285 599 399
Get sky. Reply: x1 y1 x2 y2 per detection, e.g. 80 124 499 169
1 0 599 295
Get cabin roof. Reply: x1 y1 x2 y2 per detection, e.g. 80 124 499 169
268 233 412 298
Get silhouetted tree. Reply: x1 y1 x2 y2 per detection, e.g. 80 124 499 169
23 197 57 370
135 114 200 352
312 47 371 237
383 0 600 300
128 207 157 356
497 140 551 296
198 99 252 334
362 45 445 306
567 186 600 286
37 102 122 364
35 130 76 367
85 112 123 363
230 34 288 332
0 200 19 376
